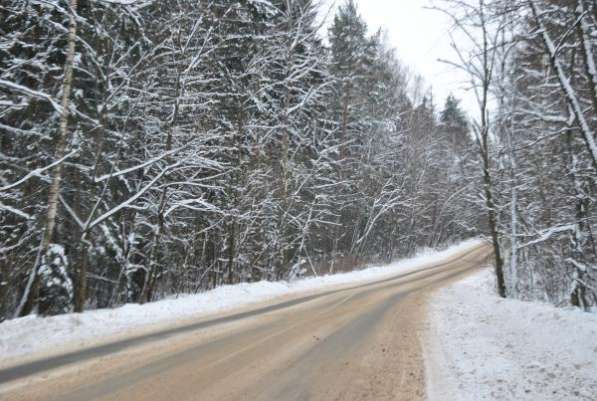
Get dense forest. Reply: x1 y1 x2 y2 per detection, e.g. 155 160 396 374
0 0 595 321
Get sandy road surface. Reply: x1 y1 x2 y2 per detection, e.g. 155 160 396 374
0 244 492 401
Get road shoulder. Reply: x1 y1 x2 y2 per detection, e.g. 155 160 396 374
424 267 597 401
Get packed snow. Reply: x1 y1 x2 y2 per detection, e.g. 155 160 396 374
0 239 483 364
425 267 597 401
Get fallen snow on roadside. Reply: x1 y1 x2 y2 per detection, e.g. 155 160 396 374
425 268 597 401
0 239 483 363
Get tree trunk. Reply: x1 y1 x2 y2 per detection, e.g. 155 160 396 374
138 70 180 304
480 132 506 298
575 0 597 122
74 238 89 312
340 82 352 169
478 1 506 297
227 220 236 285
17 0 79 317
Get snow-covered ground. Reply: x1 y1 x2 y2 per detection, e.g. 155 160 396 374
0 238 483 365
425 267 597 401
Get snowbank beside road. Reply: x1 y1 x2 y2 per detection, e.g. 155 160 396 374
425 268 597 401
0 238 484 364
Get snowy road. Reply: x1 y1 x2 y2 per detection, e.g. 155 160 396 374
0 244 492 401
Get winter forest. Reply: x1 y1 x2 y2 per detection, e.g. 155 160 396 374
0 0 595 322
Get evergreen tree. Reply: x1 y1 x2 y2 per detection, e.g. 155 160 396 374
439 94 470 153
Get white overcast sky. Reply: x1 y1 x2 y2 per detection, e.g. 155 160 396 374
319 0 477 115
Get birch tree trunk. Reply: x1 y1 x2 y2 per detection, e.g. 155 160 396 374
17 0 79 317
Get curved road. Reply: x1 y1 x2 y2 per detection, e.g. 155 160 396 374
0 244 491 401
